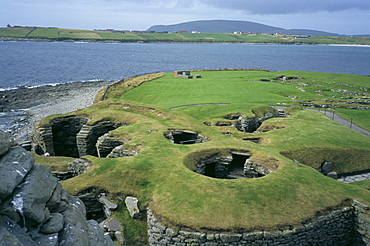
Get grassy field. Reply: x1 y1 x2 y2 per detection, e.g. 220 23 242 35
1 27 370 45
34 70 370 244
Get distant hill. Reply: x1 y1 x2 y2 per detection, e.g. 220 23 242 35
147 20 340 36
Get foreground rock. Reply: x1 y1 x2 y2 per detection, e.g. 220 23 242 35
0 130 114 246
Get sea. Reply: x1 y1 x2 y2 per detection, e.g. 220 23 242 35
1 41 369 132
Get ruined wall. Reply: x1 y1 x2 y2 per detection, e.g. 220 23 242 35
353 200 370 245
76 121 124 157
52 117 89 157
32 117 126 158
147 201 370 246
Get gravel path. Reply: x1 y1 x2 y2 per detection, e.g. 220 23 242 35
273 106 370 137
306 108 370 137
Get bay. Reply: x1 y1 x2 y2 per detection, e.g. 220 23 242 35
0 41 369 133
1 42 369 90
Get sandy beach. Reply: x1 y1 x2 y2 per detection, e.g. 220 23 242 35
0 80 112 143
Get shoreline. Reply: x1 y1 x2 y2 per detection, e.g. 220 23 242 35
1 37 370 47
0 80 112 143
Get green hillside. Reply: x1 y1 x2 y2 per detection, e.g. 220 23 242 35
1 27 370 45
33 70 370 244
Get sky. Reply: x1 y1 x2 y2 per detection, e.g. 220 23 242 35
1 0 369 35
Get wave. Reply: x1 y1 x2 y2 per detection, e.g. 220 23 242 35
0 79 112 92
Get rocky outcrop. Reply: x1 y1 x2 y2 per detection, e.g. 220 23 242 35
0 130 114 246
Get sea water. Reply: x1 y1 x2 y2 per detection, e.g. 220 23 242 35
1 41 369 132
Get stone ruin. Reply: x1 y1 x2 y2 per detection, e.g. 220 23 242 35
51 158 91 181
205 106 286 133
189 149 272 179
0 130 114 245
317 161 338 180
32 116 130 158
243 137 261 144
164 129 207 144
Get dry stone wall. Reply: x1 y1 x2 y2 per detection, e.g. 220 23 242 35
353 200 370 245
31 117 127 158
147 201 370 246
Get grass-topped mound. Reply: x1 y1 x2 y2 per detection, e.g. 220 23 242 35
33 70 370 244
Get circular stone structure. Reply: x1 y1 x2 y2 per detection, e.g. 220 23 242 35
164 129 207 144
184 148 273 179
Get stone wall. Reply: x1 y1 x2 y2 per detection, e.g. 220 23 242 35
353 200 370 245
52 116 89 157
76 121 125 157
147 201 370 246
32 117 127 158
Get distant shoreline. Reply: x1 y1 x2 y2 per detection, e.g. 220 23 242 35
1 37 370 47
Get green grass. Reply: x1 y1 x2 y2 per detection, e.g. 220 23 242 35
1 27 370 45
335 108 370 131
33 70 370 244
0 27 36 37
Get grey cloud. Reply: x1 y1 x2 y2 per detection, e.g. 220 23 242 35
104 0 370 14
198 0 370 14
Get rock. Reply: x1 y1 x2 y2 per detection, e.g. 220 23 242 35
108 218 123 232
87 220 115 246
125 196 141 219
59 195 89 246
115 231 126 245
322 162 333 175
99 196 117 211
0 130 14 156
0 215 37 246
33 233 59 246
327 171 338 180
219 233 242 243
46 182 63 213
19 140 32 151
0 133 114 246
106 145 137 158
40 213 64 234
96 133 125 158
0 146 34 201
12 164 58 226
67 158 90 175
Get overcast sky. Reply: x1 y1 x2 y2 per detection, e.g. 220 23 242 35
1 0 369 35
